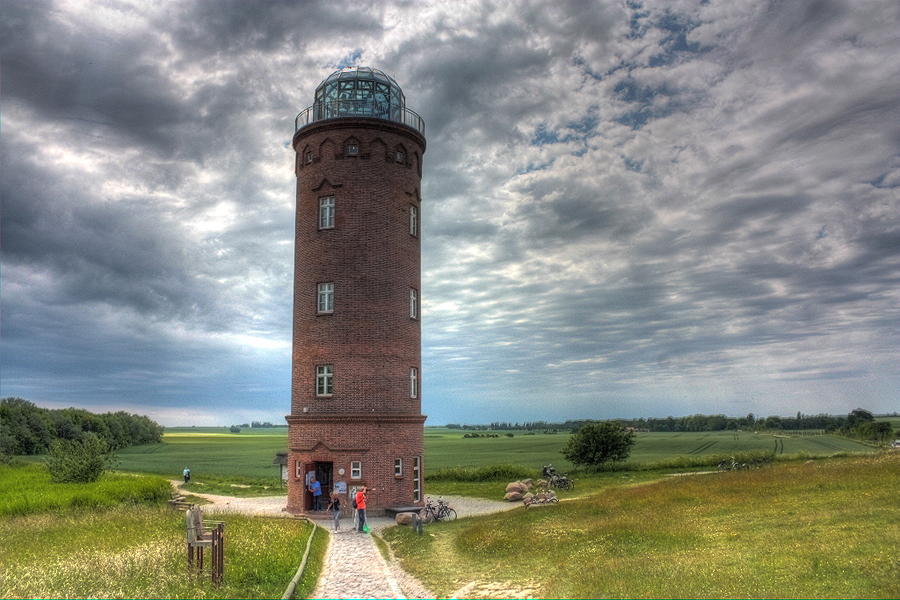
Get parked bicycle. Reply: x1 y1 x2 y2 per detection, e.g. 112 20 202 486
523 489 559 508
717 457 749 471
541 464 575 491
717 455 773 471
421 497 457 523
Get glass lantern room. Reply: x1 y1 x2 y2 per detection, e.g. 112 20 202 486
296 66 424 134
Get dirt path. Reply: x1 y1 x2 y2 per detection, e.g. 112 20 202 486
170 481 292 516
170 481 524 598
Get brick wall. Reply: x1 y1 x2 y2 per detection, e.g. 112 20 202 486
286 118 427 514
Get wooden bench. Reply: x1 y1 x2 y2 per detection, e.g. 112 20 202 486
186 507 225 583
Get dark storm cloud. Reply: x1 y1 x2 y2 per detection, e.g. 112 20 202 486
2 0 899 426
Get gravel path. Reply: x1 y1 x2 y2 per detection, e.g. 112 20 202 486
172 483 518 599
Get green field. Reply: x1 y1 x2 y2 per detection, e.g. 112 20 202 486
423 427 877 471
116 428 288 482
112 426 882 488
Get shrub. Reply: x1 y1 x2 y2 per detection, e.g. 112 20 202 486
426 463 536 482
562 421 636 468
45 435 114 483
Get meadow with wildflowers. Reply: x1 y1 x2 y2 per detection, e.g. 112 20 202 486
384 453 900 599
0 461 321 599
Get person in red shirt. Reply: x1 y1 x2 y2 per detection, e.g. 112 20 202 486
355 487 368 532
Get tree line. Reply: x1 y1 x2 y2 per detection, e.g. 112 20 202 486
0 397 164 456
450 409 897 443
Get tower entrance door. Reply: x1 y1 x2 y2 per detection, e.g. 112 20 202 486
303 461 333 512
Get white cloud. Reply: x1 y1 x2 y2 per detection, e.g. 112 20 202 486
2 0 899 426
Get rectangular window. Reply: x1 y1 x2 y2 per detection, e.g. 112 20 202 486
410 288 418 320
410 205 418 237
317 282 334 313
296 461 303 479
348 143 358 156
351 461 361 480
319 196 335 229
316 365 333 396
396 150 405 163
306 151 313 164
394 458 403 477
413 457 421 502
410 367 418 398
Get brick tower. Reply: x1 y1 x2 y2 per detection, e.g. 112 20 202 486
286 67 426 515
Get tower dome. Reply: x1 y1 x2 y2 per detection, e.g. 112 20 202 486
296 66 424 134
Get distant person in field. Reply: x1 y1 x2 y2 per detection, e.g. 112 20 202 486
183 467 190 483
355 486 368 532
327 491 341 531
309 476 322 511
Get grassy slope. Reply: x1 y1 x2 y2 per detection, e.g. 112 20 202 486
0 463 318 599
385 453 900 599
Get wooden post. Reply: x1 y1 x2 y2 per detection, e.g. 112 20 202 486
210 522 224 584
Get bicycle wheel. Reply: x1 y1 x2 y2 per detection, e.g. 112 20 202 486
422 509 435 524
445 508 457 520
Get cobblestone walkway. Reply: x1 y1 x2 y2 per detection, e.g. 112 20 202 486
171 482 517 599
311 524 423 599
311 498 518 599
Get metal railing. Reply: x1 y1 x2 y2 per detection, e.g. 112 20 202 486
295 100 425 135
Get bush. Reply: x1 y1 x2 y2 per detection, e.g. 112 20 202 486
562 421 636 468
45 435 114 483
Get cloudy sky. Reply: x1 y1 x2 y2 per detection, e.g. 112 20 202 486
2 0 899 427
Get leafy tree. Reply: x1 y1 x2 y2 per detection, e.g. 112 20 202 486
562 421 636 468
45 435 114 483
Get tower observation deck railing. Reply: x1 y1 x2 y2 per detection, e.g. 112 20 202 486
295 100 425 135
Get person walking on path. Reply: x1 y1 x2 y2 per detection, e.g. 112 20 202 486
309 476 323 511
183 467 190 483
355 487 368 532
327 491 341 531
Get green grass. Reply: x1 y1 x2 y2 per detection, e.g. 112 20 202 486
423 428 878 472
0 506 316 599
0 462 171 517
384 453 900 598
0 462 319 599
106 428 880 501
116 431 287 488
110 428 882 485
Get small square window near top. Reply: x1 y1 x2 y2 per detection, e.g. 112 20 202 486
396 151 405 163
306 151 313 164
348 143 358 156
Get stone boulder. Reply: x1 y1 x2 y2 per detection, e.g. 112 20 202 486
504 491 524 502
395 512 415 525
505 481 529 494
